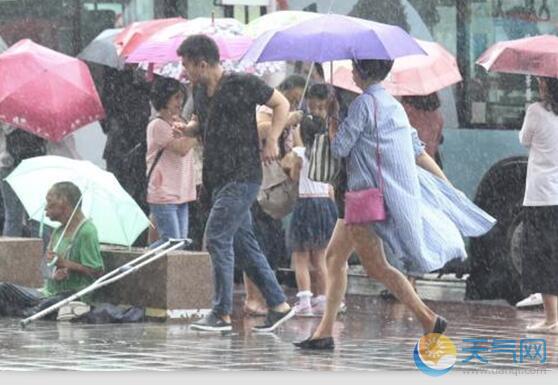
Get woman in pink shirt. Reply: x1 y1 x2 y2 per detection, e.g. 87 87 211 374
401 93 444 163
146 78 196 248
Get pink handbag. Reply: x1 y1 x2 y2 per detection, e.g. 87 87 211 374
344 96 386 225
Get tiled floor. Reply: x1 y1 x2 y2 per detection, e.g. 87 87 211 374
0 293 556 372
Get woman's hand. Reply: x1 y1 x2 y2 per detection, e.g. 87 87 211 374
172 114 199 138
261 139 280 164
287 110 304 127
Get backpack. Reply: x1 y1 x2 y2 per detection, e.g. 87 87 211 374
257 161 298 220
6 129 46 166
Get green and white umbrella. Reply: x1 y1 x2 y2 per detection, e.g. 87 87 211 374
5 155 149 247
246 10 321 38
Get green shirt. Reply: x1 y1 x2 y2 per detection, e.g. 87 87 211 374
42 220 104 302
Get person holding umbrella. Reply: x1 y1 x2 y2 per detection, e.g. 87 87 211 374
0 182 104 318
295 58 496 350
175 34 295 333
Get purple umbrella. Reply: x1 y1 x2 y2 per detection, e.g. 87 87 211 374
241 13 426 63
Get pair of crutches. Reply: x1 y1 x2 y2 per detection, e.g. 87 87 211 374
20 239 189 328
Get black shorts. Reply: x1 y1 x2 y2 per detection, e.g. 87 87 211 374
521 205 558 295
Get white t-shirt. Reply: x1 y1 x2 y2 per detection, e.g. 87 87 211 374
519 102 558 206
292 147 330 198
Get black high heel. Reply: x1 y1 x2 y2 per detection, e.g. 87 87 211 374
431 316 448 335
293 336 335 350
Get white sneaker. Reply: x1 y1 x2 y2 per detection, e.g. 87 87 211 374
57 301 90 321
516 293 543 308
310 299 347 316
526 321 558 334
293 301 314 317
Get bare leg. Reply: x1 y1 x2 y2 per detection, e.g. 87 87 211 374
309 248 327 296
348 224 438 334
543 294 558 325
312 220 354 339
243 273 267 314
407 276 417 293
293 251 311 292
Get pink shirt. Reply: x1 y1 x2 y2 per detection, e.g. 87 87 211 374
146 118 196 204
403 103 444 158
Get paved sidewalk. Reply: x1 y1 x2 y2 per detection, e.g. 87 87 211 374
0 293 555 372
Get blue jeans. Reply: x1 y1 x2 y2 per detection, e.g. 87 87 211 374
149 202 189 249
205 182 286 316
0 168 25 237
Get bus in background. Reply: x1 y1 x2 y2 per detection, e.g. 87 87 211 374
279 0 555 305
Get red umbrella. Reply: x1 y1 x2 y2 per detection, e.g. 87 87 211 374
114 17 184 57
324 39 462 96
476 35 558 77
0 39 105 142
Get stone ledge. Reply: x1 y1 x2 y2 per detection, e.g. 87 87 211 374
0 237 44 287
96 246 213 315
0 239 214 318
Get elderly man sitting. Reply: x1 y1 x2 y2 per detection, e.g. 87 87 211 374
0 181 104 318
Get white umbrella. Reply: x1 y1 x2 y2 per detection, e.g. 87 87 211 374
6 156 150 246
78 28 124 69
0 36 7 53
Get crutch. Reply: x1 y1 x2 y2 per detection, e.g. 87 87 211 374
21 239 189 328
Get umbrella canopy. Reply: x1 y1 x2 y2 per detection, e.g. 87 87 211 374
0 39 105 142
114 17 184 57
78 28 124 69
131 17 277 80
245 10 321 37
476 35 558 77
324 39 462 95
241 13 425 64
5 156 150 247
127 33 252 64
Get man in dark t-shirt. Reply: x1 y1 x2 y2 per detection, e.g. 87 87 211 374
175 34 294 333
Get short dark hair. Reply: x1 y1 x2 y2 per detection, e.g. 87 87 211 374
540 77 558 116
353 58 394 82
176 34 220 65
307 83 330 100
50 182 82 208
277 74 306 92
150 77 184 111
402 93 441 112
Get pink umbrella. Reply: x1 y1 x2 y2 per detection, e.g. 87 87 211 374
476 35 558 77
114 17 184 57
126 17 251 64
324 39 462 96
126 33 253 64
0 39 105 142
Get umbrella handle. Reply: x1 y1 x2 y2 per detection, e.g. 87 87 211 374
299 62 314 110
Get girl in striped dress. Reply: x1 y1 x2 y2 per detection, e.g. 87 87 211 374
282 85 338 317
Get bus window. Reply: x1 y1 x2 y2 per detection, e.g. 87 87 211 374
466 0 558 129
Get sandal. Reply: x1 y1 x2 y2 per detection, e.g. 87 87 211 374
243 304 268 317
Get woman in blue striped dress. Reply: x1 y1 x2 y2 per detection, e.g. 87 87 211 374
294 58 496 350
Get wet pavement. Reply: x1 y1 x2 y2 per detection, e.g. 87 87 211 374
0 289 556 373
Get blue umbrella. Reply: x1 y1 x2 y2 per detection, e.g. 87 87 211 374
241 13 426 64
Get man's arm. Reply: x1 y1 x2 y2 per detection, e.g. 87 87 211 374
262 90 289 163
